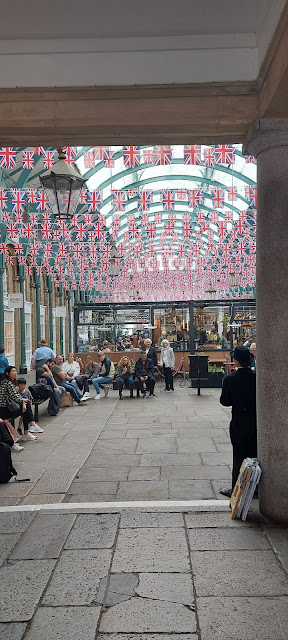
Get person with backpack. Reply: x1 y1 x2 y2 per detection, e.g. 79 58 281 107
92 351 115 400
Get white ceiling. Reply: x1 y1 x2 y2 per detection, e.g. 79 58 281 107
0 0 283 40
0 0 284 87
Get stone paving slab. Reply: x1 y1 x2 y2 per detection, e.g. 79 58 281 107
64 513 119 548
99 597 197 633
0 623 27 640
20 493 65 504
168 479 215 499
161 464 231 479
128 466 161 481
120 511 184 528
197 596 288 640
0 533 21 565
9 513 76 559
68 480 119 495
117 481 169 500
191 550 288 596
42 549 112 606
0 510 36 533
24 606 101 640
98 635 196 640
112 527 190 572
265 528 288 573
0 559 56 622
29 469 78 494
140 453 201 466
76 466 129 481
188 527 271 550
135 572 194 605
184 511 259 528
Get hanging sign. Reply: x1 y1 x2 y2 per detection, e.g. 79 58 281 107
55 306 66 318
8 293 23 308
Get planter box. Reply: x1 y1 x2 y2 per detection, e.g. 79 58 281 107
191 372 223 388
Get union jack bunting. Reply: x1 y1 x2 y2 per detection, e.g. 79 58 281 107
187 188 204 208
103 148 115 167
177 188 187 200
227 186 238 202
22 151 34 169
26 189 38 204
62 147 77 165
214 145 235 164
211 187 225 209
36 191 49 211
42 150 55 169
245 155 256 164
203 147 215 167
11 189 26 214
137 190 153 212
0 148 16 169
1 211 10 223
83 150 95 169
152 145 172 165
0 190 8 209
245 186 257 207
34 147 45 156
184 145 201 165
123 146 141 168
142 148 155 164
111 190 126 212
161 189 176 210
86 190 102 213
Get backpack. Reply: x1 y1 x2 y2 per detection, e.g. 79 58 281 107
29 383 54 400
109 361 115 378
0 421 14 448
0 442 17 483
48 390 61 416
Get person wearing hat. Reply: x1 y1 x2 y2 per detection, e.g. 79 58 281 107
30 339 56 371
219 345 257 498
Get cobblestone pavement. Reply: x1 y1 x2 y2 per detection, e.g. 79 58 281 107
1 382 288 638
0 383 233 505
0 504 288 639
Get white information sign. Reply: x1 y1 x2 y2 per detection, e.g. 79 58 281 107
55 306 67 318
8 293 23 309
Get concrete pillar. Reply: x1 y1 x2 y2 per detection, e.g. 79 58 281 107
47 277 54 350
0 258 5 347
67 291 72 353
245 118 288 522
18 270 27 374
34 274 41 344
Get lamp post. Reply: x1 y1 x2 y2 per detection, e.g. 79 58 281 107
40 148 86 219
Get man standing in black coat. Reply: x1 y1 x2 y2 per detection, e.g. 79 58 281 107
219 346 257 498
135 350 156 398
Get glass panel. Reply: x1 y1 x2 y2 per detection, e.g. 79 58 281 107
154 306 190 351
4 310 14 357
231 305 256 346
194 305 230 349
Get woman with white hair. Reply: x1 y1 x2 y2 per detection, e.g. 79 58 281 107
144 338 158 368
160 339 175 392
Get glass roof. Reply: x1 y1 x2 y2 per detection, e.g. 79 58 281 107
0 145 256 302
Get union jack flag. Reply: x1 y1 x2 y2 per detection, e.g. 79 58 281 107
161 189 175 210
112 190 126 212
22 151 34 169
1 211 10 223
36 191 50 211
42 223 53 240
86 190 102 213
187 188 204 208
152 145 172 165
34 147 45 156
203 147 215 167
26 188 38 204
103 148 115 167
93 147 109 162
11 189 26 214
6 254 14 265
83 150 95 169
137 190 153 212
227 186 238 202
0 190 8 209
214 145 235 164
0 148 16 169
245 155 256 164
184 145 201 165
245 186 257 207
62 147 77 165
211 187 225 209
123 146 141 168
177 188 187 200
142 148 155 164
42 150 55 169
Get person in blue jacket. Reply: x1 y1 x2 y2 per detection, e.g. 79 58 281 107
0 347 9 375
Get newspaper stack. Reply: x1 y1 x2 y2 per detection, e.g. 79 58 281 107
230 458 262 521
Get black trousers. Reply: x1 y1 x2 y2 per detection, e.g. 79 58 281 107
163 365 174 390
136 377 155 395
0 404 33 430
74 376 89 393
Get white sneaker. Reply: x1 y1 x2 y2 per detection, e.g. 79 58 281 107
22 433 37 441
80 396 88 402
29 424 44 433
83 393 91 399
95 393 101 400
12 443 24 452
104 386 109 398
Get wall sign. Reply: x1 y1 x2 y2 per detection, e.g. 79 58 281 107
8 293 23 308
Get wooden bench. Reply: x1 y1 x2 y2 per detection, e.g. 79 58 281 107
32 398 47 422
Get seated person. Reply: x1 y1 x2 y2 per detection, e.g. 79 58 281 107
117 356 134 399
0 366 37 442
16 377 44 435
62 353 90 399
116 337 125 352
0 346 9 375
123 338 131 350
36 361 58 389
92 351 115 400
85 355 100 384
102 340 111 352
134 350 156 398
49 356 87 404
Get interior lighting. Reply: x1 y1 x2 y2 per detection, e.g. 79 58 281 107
40 148 86 219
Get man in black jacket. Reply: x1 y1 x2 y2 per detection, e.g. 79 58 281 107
144 338 158 368
135 350 156 398
219 346 257 497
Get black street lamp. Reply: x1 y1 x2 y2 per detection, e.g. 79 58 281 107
40 148 86 219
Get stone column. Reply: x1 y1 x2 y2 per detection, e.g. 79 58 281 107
245 118 288 522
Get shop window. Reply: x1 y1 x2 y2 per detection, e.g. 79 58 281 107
40 305 46 339
154 306 190 350
4 310 14 361
194 306 230 349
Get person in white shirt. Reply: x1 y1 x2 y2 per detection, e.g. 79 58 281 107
160 339 175 392
62 353 90 399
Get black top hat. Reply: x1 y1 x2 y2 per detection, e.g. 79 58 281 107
231 345 251 366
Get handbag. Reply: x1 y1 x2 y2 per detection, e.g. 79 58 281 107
6 396 21 413
60 391 73 407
